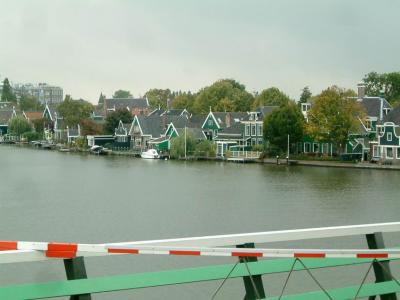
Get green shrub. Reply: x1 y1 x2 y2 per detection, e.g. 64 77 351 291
194 140 216 157
23 131 42 142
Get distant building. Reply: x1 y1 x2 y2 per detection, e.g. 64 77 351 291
103 98 150 116
13 83 63 104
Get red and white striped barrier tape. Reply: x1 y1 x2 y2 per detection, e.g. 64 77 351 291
1 240 399 259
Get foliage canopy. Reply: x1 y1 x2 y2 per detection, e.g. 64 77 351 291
193 79 254 113
263 102 304 153
104 109 133 134
253 87 291 109
306 86 365 153
8 116 32 137
363 71 400 104
57 96 93 127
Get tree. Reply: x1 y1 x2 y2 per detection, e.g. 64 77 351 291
171 92 195 111
193 79 254 113
98 93 106 107
31 118 48 134
145 89 173 109
104 109 133 134
194 140 216 157
263 102 304 153
19 95 43 111
1 78 17 102
57 96 93 127
169 133 196 159
253 87 291 109
113 90 132 98
81 119 103 136
299 86 312 104
306 86 366 153
8 116 32 137
363 71 400 104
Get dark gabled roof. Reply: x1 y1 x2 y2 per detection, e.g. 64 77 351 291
0 110 14 124
176 127 206 140
384 106 400 125
166 115 191 128
0 102 15 110
188 114 206 128
148 108 164 116
104 98 149 111
210 112 246 128
161 109 187 116
136 115 164 138
359 97 391 119
44 103 59 120
216 122 244 138
257 106 279 118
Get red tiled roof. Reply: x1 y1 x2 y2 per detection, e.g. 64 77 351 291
25 111 43 120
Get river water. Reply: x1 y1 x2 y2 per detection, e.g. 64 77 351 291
1 145 399 299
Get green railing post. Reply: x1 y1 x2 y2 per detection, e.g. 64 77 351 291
64 257 92 300
237 243 266 300
366 232 397 300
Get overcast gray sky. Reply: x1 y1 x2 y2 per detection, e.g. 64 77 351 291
1 0 399 103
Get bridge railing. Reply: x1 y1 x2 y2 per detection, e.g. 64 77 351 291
230 151 261 159
1 222 400 299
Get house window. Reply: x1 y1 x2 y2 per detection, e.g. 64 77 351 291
397 148 400 159
251 138 256 145
373 145 380 158
301 103 311 112
322 143 329 154
365 120 371 130
208 119 213 126
387 147 393 159
251 124 256 136
257 124 262 136
245 125 250 136
304 142 311 153
387 132 392 141
313 143 319 153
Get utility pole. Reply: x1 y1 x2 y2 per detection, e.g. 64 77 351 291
184 126 187 159
287 134 290 159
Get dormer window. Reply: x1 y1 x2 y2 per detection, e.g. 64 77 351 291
301 103 311 112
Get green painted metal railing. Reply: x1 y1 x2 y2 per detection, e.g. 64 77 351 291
0 258 398 299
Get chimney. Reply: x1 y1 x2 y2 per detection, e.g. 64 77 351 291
357 83 366 99
225 113 231 128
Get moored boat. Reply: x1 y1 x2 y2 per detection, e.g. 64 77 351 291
90 145 111 155
141 149 160 159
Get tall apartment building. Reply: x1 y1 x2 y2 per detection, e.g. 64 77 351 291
13 83 63 104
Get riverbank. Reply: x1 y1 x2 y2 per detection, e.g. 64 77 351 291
3 142 400 171
262 157 400 170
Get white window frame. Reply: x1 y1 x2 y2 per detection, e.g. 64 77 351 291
245 124 250 136
304 142 311 153
257 124 262 136
313 143 319 153
387 132 392 142
251 124 256 136
397 147 400 159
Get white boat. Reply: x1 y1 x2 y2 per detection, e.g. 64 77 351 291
90 145 111 155
141 149 160 159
